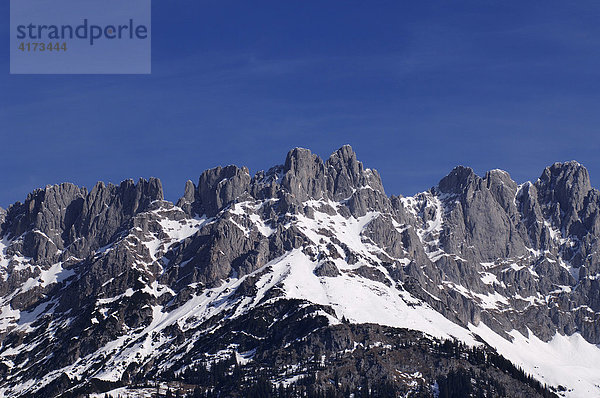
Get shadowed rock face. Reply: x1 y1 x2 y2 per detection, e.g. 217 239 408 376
0 147 598 397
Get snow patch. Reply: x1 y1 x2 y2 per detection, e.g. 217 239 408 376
470 323 600 398
258 249 479 345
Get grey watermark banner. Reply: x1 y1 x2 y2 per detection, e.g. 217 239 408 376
10 0 151 74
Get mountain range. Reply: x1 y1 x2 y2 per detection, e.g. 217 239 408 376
0 145 599 397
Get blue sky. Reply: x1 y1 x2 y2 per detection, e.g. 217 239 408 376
1 1 600 207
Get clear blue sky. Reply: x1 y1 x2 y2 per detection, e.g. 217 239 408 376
1 1 600 207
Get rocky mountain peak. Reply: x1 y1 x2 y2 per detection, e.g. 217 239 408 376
484 169 516 189
196 165 251 217
117 177 164 214
325 144 385 199
280 145 385 203
176 179 199 216
483 169 519 214
281 147 327 201
536 161 592 214
437 165 479 195
2 182 87 241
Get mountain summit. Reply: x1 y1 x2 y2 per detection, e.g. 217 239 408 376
0 146 598 397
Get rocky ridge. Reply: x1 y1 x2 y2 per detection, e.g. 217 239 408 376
0 145 598 397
